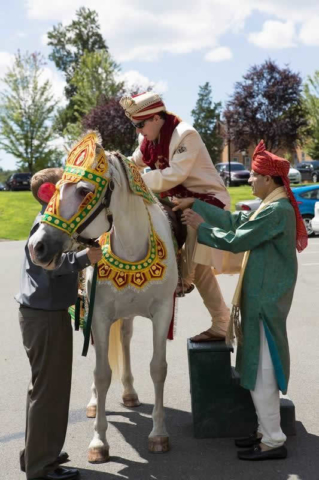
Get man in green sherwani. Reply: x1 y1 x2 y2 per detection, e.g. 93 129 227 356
173 141 308 461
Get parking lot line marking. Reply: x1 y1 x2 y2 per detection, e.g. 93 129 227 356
301 263 319 266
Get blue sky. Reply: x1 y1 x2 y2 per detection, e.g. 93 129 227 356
1 0 319 170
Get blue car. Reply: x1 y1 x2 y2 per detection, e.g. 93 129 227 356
236 185 319 237
292 185 319 236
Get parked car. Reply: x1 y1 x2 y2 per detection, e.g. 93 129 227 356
295 160 319 182
215 162 250 187
311 202 319 233
5 172 32 191
0 182 5 191
235 198 261 212
236 185 319 237
288 167 301 184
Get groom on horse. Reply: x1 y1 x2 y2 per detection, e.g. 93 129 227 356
120 91 230 341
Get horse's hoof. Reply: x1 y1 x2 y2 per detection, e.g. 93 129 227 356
148 436 170 453
88 447 110 463
122 393 141 408
86 405 96 418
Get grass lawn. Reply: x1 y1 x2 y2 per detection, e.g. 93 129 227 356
0 183 315 240
0 191 39 240
228 185 255 211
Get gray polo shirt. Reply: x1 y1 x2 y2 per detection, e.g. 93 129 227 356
15 212 91 311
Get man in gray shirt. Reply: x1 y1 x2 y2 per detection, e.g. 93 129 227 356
16 168 102 480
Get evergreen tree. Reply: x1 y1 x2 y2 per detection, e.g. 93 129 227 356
191 82 222 164
0 51 63 173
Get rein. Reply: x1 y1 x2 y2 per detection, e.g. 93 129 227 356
73 179 114 356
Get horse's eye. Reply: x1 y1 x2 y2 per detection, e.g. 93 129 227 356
78 187 90 198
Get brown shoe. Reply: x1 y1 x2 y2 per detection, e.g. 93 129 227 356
190 330 225 342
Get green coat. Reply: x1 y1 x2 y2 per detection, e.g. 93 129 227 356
193 198 298 393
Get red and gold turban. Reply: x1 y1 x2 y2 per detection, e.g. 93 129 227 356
252 140 308 252
120 92 166 122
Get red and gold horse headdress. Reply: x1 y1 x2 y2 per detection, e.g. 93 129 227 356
42 132 110 235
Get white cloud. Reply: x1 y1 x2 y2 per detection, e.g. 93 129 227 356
205 47 233 62
299 17 319 45
40 67 66 104
41 33 49 46
26 0 249 61
249 20 296 49
117 70 168 94
26 0 319 60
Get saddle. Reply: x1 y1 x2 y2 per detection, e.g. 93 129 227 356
159 197 187 250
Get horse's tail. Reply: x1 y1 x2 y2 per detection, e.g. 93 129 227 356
108 319 123 379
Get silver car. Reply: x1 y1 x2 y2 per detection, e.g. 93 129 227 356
235 198 261 212
288 167 301 184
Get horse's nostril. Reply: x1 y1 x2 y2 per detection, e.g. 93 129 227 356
35 241 46 257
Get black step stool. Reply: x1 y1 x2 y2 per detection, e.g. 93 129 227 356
187 339 296 438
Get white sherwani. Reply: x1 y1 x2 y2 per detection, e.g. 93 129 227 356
132 121 231 273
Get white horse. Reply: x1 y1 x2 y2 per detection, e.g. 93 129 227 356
28 142 178 462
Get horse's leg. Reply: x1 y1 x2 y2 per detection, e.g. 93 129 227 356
88 319 112 463
148 303 172 453
121 317 141 407
86 381 97 418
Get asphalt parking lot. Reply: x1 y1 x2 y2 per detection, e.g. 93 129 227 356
1 239 319 480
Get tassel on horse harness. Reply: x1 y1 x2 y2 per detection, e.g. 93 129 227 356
81 264 98 356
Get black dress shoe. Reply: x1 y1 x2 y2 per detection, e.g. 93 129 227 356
31 467 79 479
22 451 69 473
235 433 261 448
238 444 287 461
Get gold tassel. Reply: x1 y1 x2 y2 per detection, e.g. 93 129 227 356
226 305 243 346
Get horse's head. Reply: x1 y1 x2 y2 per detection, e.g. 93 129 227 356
29 132 119 270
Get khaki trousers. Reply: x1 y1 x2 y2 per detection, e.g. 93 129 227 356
183 262 230 336
19 306 73 479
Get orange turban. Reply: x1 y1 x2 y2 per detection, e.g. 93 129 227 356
252 140 308 252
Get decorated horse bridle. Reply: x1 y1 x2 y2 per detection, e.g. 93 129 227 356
41 133 116 248
72 179 114 248
41 132 156 250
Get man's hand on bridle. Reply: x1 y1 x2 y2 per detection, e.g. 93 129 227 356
86 247 103 265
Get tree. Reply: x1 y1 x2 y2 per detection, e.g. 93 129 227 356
83 97 137 156
47 7 107 99
0 51 63 173
48 8 121 136
191 82 222 163
223 60 309 153
61 50 124 142
304 71 319 159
